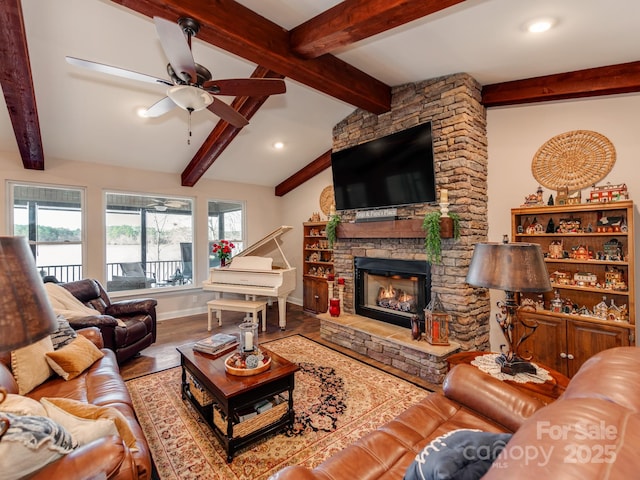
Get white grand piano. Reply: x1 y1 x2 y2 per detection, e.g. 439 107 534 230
202 226 296 330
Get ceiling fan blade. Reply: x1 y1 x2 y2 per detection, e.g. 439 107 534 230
203 78 286 96
142 96 178 118
207 98 249 128
154 17 197 84
66 56 172 86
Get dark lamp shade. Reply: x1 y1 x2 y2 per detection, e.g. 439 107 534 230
0 236 58 352
466 242 552 293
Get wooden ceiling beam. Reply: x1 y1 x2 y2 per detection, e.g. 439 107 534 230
290 0 466 59
0 0 44 170
275 150 332 197
482 61 640 107
110 0 391 115
181 67 283 187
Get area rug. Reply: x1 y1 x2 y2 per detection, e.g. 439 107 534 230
126 334 429 480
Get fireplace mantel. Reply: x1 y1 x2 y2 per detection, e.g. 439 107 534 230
336 218 424 239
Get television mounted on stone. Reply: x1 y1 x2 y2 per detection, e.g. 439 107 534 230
331 122 436 211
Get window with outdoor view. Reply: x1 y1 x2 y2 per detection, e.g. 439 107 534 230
208 200 244 268
9 182 85 283
105 192 193 292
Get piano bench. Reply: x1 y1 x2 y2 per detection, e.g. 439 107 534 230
207 298 268 332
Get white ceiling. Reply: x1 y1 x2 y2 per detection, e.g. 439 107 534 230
2 0 640 188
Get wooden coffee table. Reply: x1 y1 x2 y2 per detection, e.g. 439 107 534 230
177 344 299 462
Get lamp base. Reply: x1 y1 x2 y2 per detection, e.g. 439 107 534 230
496 355 537 375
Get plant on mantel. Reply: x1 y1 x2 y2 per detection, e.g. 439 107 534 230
422 211 461 264
326 213 341 249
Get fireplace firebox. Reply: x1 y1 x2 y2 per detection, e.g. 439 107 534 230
354 257 430 328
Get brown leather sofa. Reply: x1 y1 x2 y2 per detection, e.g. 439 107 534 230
60 279 157 364
0 328 152 480
270 346 640 479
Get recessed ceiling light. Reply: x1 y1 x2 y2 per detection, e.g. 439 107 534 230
273 141 284 150
136 107 149 118
527 18 555 33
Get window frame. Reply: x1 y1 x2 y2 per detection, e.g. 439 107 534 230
104 190 195 292
7 180 87 283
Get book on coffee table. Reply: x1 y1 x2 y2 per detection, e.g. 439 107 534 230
193 333 238 354
193 342 238 358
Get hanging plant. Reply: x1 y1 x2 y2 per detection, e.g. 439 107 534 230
422 211 461 264
326 214 341 249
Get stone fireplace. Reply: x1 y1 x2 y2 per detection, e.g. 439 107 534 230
320 73 491 384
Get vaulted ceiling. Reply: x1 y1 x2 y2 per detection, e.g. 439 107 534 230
2 0 640 195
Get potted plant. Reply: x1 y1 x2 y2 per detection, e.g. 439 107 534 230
326 214 341 249
422 211 461 264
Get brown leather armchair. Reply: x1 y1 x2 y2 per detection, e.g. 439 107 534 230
61 279 157 364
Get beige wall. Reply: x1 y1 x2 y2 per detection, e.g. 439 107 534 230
0 151 282 320
278 169 335 308
486 93 640 348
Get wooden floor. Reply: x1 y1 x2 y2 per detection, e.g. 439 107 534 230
120 302 439 391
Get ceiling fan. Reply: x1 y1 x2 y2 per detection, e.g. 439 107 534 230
146 198 189 211
66 16 286 128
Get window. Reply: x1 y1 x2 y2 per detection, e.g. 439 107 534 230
105 193 193 292
9 182 85 283
208 200 244 267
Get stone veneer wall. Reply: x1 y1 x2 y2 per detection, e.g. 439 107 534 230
332 73 490 351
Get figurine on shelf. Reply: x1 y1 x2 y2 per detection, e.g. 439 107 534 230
522 186 545 207
548 240 563 259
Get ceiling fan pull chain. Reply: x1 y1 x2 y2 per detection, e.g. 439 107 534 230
187 107 193 145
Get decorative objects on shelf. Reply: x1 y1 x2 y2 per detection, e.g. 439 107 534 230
422 211 461 264
0 236 59 437
532 130 616 193
589 182 629 203
423 294 450 345
212 239 235 266
466 240 552 375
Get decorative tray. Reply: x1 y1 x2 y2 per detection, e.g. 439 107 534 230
224 349 271 376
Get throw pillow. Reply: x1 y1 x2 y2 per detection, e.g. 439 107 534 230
10 336 55 395
44 335 104 381
41 397 138 449
404 429 512 480
50 315 77 350
0 412 76 480
0 394 47 417
40 398 118 446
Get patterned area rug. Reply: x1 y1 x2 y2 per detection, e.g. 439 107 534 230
126 335 428 480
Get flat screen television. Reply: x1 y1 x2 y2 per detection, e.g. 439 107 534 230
331 122 436 211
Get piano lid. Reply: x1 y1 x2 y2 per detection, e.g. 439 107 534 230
231 225 293 270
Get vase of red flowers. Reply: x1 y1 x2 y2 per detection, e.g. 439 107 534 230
212 239 235 266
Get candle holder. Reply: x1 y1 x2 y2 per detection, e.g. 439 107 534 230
238 322 259 352
439 202 450 218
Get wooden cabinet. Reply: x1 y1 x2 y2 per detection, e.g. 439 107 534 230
515 310 632 377
512 200 635 377
302 221 333 314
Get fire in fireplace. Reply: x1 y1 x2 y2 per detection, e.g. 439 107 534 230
354 257 430 328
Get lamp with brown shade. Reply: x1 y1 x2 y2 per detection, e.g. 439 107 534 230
0 236 58 437
466 239 552 375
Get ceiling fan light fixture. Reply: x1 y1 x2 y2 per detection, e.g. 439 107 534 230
167 85 213 112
